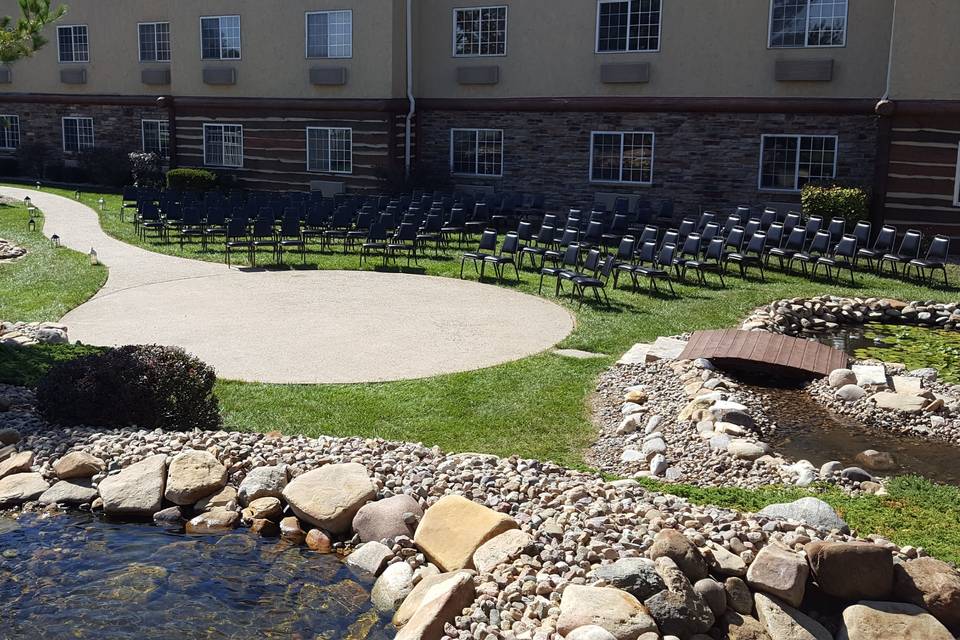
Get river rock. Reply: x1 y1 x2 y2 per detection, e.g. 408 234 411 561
394 570 474 628
414 494 518 571
853 365 887 387
892 557 960 631
305 528 332 552
648 528 708 581
565 626 618 640
98 454 167 517
829 369 858 388
644 556 715 637
591 557 666 601
279 516 306 543
836 384 867 402
372 560 415 612
395 570 476 640
0 428 20 445
153 506 184 526
728 440 770 461
345 541 393 576
194 485 237 512
694 578 727 616
705 540 747 577
38 479 99 506
249 518 279 537
352 493 423 542
0 472 49 506
242 496 283 522
871 391 927 414
837 601 954 640
164 450 228 506
854 450 898 472
725 577 754 615
185 508 239 534
282 463 376 534
754 592 831 640
237 464 288 506
746 544 808 608
472 529 534 573
758 497 849 533
841 467 874 483
805 541 893 601
0 451 33 480
52 451 104 479
723 612 772 640
557 585 658 640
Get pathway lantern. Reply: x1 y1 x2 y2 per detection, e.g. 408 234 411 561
51 234 60 248
97 197 105 211
74 190 81 200
27 216 35 231
35 181 40 190
23 196 30 205
89 248 98 265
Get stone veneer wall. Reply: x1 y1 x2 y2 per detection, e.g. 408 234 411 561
418 109 879 215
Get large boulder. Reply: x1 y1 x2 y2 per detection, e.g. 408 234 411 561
237 464 288 506
371 561 415 612
892 557 960 632
837 601 954 640
394 570 472 628
414 495 518 571
804 541 893 601
98 455 167 517
282 463 376 535
164 450 228 506
557 585 659 640
0 472 49 507
758 497 849 533
352 494 423 542
754 592 831 640
38 480 99 506
591 558 666 601
0 451 33 480
643 556 715 638
52 451 105 480
648 528 708 581
854 450 898 472
746 544 809 608
395 570 475 640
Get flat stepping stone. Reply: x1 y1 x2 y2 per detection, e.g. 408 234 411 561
618 343 651 365
853 364 887 386
553 349 606 359
870 391 927 414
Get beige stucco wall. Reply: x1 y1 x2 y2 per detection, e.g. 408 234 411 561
888 0 960 101
416 0 893 99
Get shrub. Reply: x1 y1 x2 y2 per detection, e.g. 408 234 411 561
167 168 218 191
79 148 131 187
128 151 164 188
16 141 53 178
801 184 870 224
36 345 222 431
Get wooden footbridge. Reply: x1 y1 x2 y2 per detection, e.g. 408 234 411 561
678 329 848 377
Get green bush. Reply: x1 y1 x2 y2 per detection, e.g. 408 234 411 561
36 344 222 431
166 168 218 191
801 184 870 224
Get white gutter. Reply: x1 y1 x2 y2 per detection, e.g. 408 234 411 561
404 0 415 179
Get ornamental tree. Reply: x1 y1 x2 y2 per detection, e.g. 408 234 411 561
0 0 67 64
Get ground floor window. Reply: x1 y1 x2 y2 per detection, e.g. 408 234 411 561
759 134 837 191
306 127 352 174
203 123 243 168
0 115 20 150
142 119 170 157
590 131 654 184
450 128 503 177
62 117 95 153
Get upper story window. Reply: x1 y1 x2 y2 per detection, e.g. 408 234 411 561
139 22 171 62
759 134 837 191
0 116 20 150
57 25 89 63
307 127 352 174
63 117 94 152
453 6 507 57
596 0 661 53
142 119 170 157
450 128 503 177
203 123 243 168
306 10 352 58
201 15 241 60
769 0 847 48
590 131 654 184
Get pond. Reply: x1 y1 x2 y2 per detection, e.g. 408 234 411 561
815 324 960 385
0 513 393 640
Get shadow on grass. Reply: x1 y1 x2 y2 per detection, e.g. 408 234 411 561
0 343 107 387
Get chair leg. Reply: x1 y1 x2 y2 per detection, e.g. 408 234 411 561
538 273 545 294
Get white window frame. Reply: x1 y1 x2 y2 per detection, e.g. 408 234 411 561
200 15 242 61
138 21 171 63
202 123 243 168
594 0 662 54
449 128 504 177
953 143 960 207
305 10 353 59
306 126 353 174
588 131 655 185
767 0 848 49
57 24 89 63
141 119 170 157
0 115 20 150
62 116 95 153
452 6 508 57
757 134 839 192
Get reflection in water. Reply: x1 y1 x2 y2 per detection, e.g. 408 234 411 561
0 513 393 640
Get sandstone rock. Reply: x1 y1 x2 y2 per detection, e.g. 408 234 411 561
352 493 423 542
394 570 474 628
829 369 858 388
250 518 279 537
0 451 33 480
892 375 924 395
372 560 415 612
414 494 518 571
98 454 167 517
705 540 747 577
746 544 809 608
758 497 849 533
836 384 867 402
237 464 288 506
805 541 893 601
591 557 666 601
649 528 708 581
694 578 727 616
52 451 104 479
38 479 98 506
871 391 927 414
727 440 770 461
164 450 228 506
282 463 376 534
565 626 618 640
305 528 333 553
725 577 754 615
892 557 960 631
624 389 648 404
723 612 772 640
754 592 831 640
185 508 239 534
395 570 476 640
0 472 49 507
837 601 953 640
345 541 393 576
854 450 898 472
852 365 887 387
194 485 237 512
644 556 714 638
242 496 283 522
557 585 658 640
153 506 184 525
472 529 533 573
279 516 306 544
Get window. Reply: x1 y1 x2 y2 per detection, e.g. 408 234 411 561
62 117 94 152
953 144 960 207
203 124 243 168
759 134 837 191
139 22 171 62
306 11 352 58
769 0 847 48
450 129 503 176
0 116 20 150
57 25 89 63
454 6 507 57
306 127 352 174
142 120 170 157
201 16 241 60
596 0 661 53
590 131 654 184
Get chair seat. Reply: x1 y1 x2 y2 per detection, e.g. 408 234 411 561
635 267 668 277
816 257 850 267
908 258 945 269
726 253 759 262
280 239 304 246
462 251 491 260
520 246 546 255
882 253 912 262
857 248 880 257
792 252 817 262
572 275 603 287
483 255 514 265
363 241 388 250
685 260 720 270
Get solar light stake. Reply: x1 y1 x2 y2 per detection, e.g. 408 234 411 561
35 181 40 190
75 190 81 200
27 216 35 231
89 248 98 265
51 234 60 247
98 197 105 211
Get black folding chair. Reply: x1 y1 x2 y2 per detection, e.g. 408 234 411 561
790 230 832 276
460 229 498 278
682 236 726 287
856 224 896 271
482 232 522 283
571 256 615 308
539 243 580 295
631 243 678 296
278 216 306 265
724 231 767 280
880 228 923 276
907 235 950 285
814 234 858 284
360 222 389 266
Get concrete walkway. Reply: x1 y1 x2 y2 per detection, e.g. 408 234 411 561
4 187 574 384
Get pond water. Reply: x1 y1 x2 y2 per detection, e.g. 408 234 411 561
0 513 393 640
